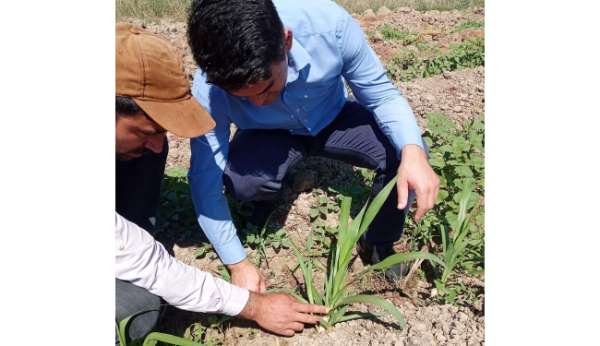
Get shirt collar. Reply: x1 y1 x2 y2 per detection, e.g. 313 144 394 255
286 38 310 84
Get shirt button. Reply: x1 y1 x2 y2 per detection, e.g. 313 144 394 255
296 108 300 112
304 94 308 98
307 127 312 131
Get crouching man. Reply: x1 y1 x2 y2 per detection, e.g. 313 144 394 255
115 23 327 344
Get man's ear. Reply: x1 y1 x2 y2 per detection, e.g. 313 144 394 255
284 28 293 51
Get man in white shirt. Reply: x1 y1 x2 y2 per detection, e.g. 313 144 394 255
115 23 327 344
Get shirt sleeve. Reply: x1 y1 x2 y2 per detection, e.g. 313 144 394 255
115 212 249 316
338 13 424 156
189 73 247 265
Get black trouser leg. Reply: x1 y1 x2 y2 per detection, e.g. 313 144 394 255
115 279 162 345
309 101 406 246
115 141 168 231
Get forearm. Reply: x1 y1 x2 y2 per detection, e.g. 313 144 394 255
339 14 423 155
372 96 424 157
189 171 247 265
196 208 247 265
115 213 249 315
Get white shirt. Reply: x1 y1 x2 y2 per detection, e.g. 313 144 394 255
115 212 249 316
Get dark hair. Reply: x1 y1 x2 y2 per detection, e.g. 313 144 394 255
187 0 286 90
116 96 144 117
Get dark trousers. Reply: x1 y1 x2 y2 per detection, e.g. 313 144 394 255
116 141 168 231
224 101 407 246
115 142 168 344
115 279 162 344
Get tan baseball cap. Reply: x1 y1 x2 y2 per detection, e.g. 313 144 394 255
116 23 215 138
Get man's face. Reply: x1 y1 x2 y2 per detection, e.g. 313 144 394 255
227 29 293 106
116 111 167 161
228 58 288 106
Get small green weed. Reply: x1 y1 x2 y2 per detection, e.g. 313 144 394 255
387 37 484 81
193 242 215 260
307 193 340 256
451 20 484 33
406 113 484 302
379 24 420 45
243 220 289 268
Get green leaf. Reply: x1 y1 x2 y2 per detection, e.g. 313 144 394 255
165 166 188 178
437 189 449 203
142 332 201 346
117 309 161 346
337 295 405 329
328 305 349 325
444 211 458 229
219 266 231 282
429 155 445 168
455 165 473 178
336 311 382 323
309 208 319 219
338 197 351 239
290 239 323 305
364 251 445 272
357 176 397 237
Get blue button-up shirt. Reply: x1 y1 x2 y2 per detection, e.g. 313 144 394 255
189 0 424 264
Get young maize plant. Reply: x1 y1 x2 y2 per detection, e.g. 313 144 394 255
435 186 477 292
117 310 202 346
291 175 445 329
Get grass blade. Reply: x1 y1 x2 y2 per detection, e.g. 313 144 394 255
441 224 448 257
290 238 323 305
365 251 445 272
357 175 398 237
338 294 405 329
332 200 368 299
339 196 351 235
336 311 382 323
142 332 201 346
117 309 161 346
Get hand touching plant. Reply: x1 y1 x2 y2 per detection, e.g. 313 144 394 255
292 175 445 328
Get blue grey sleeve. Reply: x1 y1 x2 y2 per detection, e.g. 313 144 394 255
338 14 424 156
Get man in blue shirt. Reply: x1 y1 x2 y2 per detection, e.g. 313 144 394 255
187 0 440 292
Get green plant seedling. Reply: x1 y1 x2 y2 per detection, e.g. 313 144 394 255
291 175 445 329
434 183 478 297
242 213 289 268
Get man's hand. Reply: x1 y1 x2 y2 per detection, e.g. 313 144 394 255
397 144 440 222
227 258 267 293
238 292 328 336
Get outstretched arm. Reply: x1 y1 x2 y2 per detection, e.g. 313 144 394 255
339 14 439 220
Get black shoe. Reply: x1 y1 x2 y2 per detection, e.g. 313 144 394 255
357 237 412 282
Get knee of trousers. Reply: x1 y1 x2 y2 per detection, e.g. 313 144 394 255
115 280 161 342
223 171 282 202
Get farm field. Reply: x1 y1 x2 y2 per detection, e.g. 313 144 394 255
119 2 485 345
